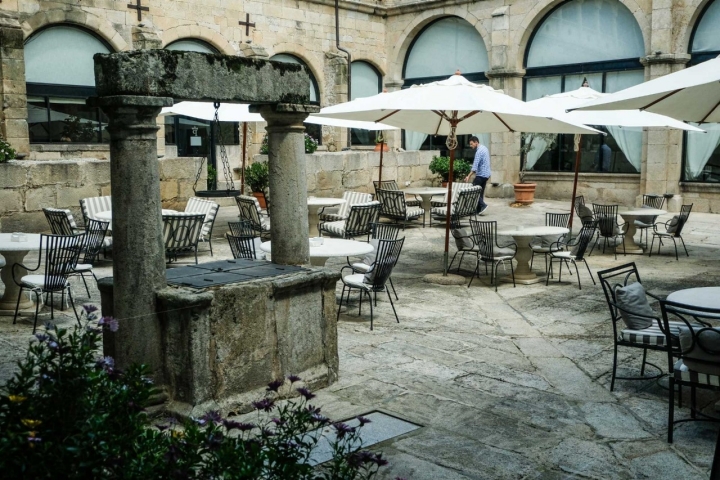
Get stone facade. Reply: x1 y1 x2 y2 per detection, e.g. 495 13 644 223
1 0 718 213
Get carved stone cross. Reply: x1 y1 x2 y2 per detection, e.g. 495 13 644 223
238 13 256 36
127 0 149 22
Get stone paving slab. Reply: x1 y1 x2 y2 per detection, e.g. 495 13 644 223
1 197 719 478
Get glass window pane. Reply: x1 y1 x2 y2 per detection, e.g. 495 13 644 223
605 70 644 93
25 26 110 86
564 73 602 92
48 99 99 143
692 0 720 53
165 116 176 145
685 123 720 181
166 39 217 53
405 17 488 79
525 76 561 101
176 117 210 157
28 97 50 143
527 0 644 68
351 61 380 100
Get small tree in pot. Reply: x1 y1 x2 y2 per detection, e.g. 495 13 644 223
515 133 557 204
429 156 472 186
245 161 269 208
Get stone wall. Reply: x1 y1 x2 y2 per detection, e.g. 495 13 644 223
680 184 720 214
0 157 203 233
524 172 642 208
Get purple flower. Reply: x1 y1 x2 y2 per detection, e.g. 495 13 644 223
311 412 329 424
348 450 375 467
287 374 301 383
252 398 275 412
199 410 222 424
98 316 119 332
48 341 58 350
44 322 55 331
34 333 48 342
260 427 275 437
271 417 286 426
372 454 388 467
266 379 283 392
357 416 371 426
296 387 316 400
83 304 99 315
333 422 356 439
96 356 115 371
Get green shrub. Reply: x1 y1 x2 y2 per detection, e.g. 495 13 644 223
428 156 471 182
245 161 269 193
259 133 319 155
0 136 16 163
0 307 389 479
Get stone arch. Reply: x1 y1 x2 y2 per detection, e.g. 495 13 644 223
675 0 715 53
21 8 128 51
161 24 235 55
513 0 650 72
267 43 324 101
389 11 490 83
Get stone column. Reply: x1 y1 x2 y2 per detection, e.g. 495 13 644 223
254 104 319 265
325 52 349 148
91 95 173 377
0 13 29 155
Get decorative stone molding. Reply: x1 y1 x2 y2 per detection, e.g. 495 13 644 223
161 24 235 55
641 53 692 66
21 8 129 52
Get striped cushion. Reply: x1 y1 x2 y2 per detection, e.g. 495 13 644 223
44 207 79 229
405 198 421 207
319 213 345 222
431 182 473 208
674 360 720 386
320 220 346 237
337 191 373 218
620 321 683 346
81 196 112 221
186 197 219 240
405 207 424 220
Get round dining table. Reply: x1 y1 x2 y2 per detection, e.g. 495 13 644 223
617 208 666 254
260 238 373 267
0 233 43 316
402 187 448 225
307 197 346 237
667 287 720 311
497 226 569 284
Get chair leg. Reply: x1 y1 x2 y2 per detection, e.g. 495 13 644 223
691 385 697 419
32 291 41 334
13 286 24 325
530 251 535 270
389 277 399 300
368 291 374 331
50 292 55 320
386 287 400 324
336 285 346 322
546 258 552 286
80 272 91 298
668 376 675 443
468 259 479 288
649 234 655 257
584 260 596 285
359 289 363 316
509 258 515 288
572 260 581 289
448 250 460 271
611 343 618 391
671 237 679 261
680 237 689 257
640 348 647 376
66 285 81 327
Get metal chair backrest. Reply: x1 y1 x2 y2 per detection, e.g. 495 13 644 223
571 222 598 261
367 237 405 290
373 180 400 193
79 219 109 264
344 202 381 238
592 203 619 237
186 197 219 239
573 195 585 213
672 204 693 237
336 191 373 218
79 196 112 223
162 213 205 254
597 262 644 328
228 220 257 238
40 234 84 293
371 222 400 241
660 300 720 373
375 188 407 218
469 220 498 260
546 212 570 228
43 208 77 236
226 233 257 260
235 195 265 233
449 187 482 229
642 194 665 210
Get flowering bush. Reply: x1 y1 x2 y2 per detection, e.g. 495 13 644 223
0 306 390 479
259 133 319 154
0 135 16 162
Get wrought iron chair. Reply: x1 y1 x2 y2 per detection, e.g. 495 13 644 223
226 221 265 261
348 222 402 300
337 237 405 330
662 300 720 443
319 191 373 222
430 182 472 209
162 213 205 264
70 219 109 297
186 197 219 256
530 212 570 273
375 188 424 229
43 207 84 235
79 196 112 224
591 203 626 259
597 262 689 392
12 234 83 333
373 180 421 207
649 204 692 261
468 220 516 291
449 227 479 273
430 186 482 228
545 221 597 290
235 195 271 240
635 194 667 246
319 202 381 239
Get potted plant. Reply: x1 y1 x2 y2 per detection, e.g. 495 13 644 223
429 156 472 186
0 135 16 163
516 133 557 204
259 133 319 154
245 161 269 208
374 132 389 152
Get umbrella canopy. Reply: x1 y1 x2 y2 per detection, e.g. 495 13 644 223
571 55 720 123
529 87 704 131
316 74 599 135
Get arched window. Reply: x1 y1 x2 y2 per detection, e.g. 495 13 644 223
523 0 645 174
402 17 490 156
25 25 112 143
684 0 720 182
270 53 322 143
166 39 218 54
350 61 382 146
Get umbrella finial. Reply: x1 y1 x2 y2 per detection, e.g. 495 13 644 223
455 69 462 76
581 77 589 88
383 88 388 93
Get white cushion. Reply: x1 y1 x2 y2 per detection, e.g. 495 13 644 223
20 275 68 289
74 264 93 272
351 262 371 273
405 207 425 219
343 273 371 290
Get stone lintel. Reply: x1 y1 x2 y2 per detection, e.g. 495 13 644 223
93 50 312 106
485 68 526 79
641 53 691 66
89 95 173 109
250 103 320 115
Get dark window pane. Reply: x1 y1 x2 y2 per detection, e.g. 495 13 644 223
218 122 240 145
49 97 100 143
176 116 210 157
28 97 50 143
351 128 375 146
164 115 176 145
304 123 322 146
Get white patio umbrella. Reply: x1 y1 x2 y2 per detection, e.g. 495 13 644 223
316 73 600 276
528 87 704 231
571 54 720 123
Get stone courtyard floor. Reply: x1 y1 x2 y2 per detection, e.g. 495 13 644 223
2 197 720 478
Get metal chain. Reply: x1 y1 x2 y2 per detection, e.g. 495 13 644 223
192 153 206 194
214 101 235 191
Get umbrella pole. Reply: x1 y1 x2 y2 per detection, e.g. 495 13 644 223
378 140 384 185
241 122 247 194
568 134 582 237
443 148 455 276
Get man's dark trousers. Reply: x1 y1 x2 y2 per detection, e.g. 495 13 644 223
473 176 488 212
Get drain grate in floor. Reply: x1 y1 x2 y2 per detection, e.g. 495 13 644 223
166 259 308 289
308 411 421 465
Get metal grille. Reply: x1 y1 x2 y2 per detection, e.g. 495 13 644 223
166 259 307 289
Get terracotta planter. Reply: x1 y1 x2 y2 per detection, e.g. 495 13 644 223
513 183 537 205
252 191 267 209
374 143 389 152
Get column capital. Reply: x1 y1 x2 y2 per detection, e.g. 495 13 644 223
641 53 691 66
251 103 319 129
89 95 172 139
485 68 526 79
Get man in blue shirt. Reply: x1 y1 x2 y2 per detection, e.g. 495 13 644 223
464 136 491 214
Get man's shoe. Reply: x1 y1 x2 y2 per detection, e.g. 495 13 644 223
479 205 489 215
